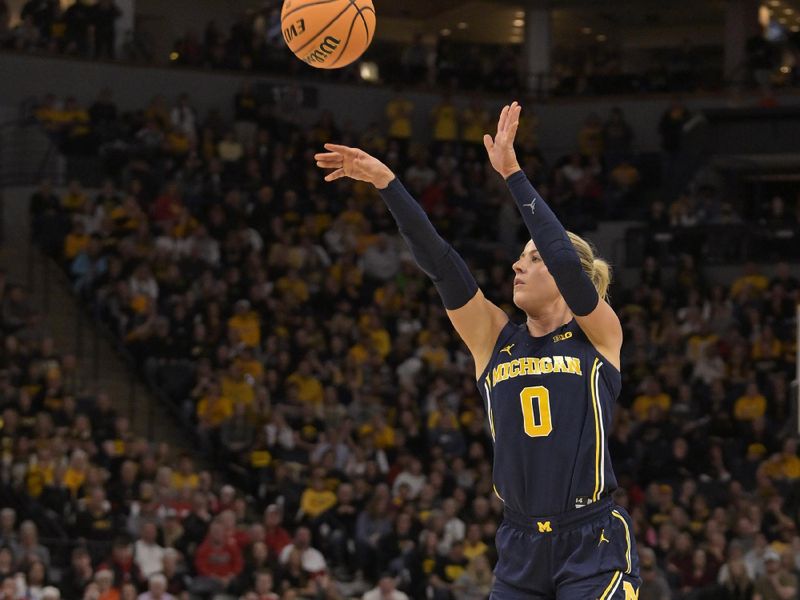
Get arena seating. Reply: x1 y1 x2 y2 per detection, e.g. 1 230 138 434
0 77 795 600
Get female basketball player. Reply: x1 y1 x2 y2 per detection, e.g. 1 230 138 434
316 101 640 599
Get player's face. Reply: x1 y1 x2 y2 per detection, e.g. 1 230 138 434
512 240 561 312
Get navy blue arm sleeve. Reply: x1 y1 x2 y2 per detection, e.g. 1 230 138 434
378 178 478 310
506 170 599 316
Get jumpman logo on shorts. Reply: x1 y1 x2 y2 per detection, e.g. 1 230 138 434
598 529 610 546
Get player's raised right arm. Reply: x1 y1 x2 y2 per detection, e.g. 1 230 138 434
315 143 508 376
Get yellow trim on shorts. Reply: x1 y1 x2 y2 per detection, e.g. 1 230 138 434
612 510 632 574
598 571 622 600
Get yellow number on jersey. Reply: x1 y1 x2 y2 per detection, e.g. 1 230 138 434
520 386 553 437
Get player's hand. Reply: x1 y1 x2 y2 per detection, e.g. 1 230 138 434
315 143 395 189
484 101 522 179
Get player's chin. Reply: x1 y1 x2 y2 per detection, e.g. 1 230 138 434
512 288 527 308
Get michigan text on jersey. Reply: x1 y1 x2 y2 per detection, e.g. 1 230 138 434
490 355 582 386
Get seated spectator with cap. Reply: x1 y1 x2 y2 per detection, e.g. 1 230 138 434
753 548 797 600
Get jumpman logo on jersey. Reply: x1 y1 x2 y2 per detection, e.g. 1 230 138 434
598 529 610 546
500 344 515 356
522 199 536 215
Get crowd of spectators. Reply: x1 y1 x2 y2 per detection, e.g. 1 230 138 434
0 0 126 60
2 76 798 600
3 0 800 97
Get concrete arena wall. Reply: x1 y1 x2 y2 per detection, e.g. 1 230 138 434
5 53 800 161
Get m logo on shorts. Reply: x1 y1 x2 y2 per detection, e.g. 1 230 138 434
537 521 552 533
623 582 639 599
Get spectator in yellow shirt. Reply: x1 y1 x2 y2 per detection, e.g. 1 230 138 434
734 382 767 422
463 523 488 560
64 221 90 260
171 454 199 490
632 377 672 421
61 97 91 152
752 327 783 363
62 449 89 497
26 449 56 498
730 262 769 299
360 414 395 450
299 468 337 520
197 383 233 430
276 270 310 303
62 180 88 213
234 347 263 382
227 299 261 348
385 88 413 159
221 363 255 408
286 360 324 406
460 96 491 151
431 94 458 153
764 439 800 480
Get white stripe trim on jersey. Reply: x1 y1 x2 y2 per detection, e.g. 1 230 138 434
595 361 605 501
484 378 496 441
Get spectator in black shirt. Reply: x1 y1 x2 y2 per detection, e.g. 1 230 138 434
59 547 94 599
92 0 120 58
63 0 93 56
21 0 58 39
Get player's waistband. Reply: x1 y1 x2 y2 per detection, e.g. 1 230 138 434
502 496 613 534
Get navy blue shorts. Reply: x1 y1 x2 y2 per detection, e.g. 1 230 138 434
491 497 641 599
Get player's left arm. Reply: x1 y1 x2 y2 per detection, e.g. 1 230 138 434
484 102 622 369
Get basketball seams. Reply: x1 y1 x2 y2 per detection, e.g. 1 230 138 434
292 1 355 53
328 8 361 67
283 0 374 67
281 0 341 21
360 6 375 42
346 0 370 41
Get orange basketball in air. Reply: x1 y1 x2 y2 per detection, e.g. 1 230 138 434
281 0 376 69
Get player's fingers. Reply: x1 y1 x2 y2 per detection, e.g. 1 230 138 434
323 143 355 155
324 168 345 182
497 105 509 133
315 158 341 168
483 134 494 153
315 153 342 162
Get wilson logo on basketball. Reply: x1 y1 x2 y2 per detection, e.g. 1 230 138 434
281 0 375 69
282 18 306 44
302 35 341 65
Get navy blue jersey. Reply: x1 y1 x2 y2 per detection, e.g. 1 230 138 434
477 318 620 516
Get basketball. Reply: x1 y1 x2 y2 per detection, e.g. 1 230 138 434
281 0 376 69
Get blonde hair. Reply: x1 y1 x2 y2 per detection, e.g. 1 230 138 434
566 231 612 301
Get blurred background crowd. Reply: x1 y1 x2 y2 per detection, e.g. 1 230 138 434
3 0 800 97
0 78 791 600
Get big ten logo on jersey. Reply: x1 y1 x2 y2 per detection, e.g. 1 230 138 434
553 331 573 343
623 581 639 599
283 17 306 44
